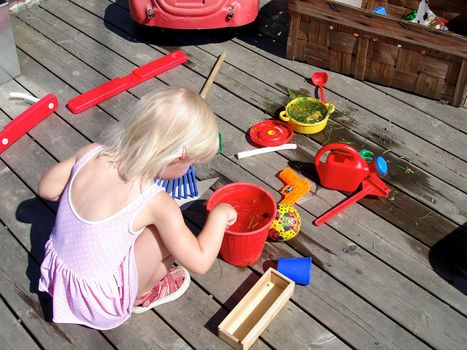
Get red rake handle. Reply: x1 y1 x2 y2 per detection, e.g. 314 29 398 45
314 174 390 226
0 94 58 154
314 186 372 226
66 50 188 114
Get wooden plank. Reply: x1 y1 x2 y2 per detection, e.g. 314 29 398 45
452 58 467 107
0 297 40 350
354 37 369 79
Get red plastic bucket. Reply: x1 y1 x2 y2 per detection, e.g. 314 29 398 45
206 183 277 267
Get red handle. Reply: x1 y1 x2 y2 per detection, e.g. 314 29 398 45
314 174 391 226
314 143 361 170
319 85 326 103
66 50 188 114
0 94 58 154
314 186 373 226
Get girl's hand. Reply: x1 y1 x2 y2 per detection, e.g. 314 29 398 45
212 203 237 227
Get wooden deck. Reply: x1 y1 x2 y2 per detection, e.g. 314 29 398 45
1 0 466 349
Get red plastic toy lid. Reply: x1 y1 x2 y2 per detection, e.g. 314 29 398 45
249 120 294 147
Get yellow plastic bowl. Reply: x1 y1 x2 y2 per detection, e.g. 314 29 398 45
279 97 335 134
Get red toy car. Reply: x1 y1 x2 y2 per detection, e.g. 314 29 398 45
128 0 259 29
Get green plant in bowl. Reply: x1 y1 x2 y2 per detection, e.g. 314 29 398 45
287 97 327 124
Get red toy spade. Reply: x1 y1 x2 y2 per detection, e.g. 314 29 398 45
311 72 328 103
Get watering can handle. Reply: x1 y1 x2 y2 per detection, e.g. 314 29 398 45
314 143 361 168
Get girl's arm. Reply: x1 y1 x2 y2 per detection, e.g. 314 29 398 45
38 144 97 201
149 193 237 275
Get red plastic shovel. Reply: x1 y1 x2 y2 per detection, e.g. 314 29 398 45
314 173 391 226
311 72 328 103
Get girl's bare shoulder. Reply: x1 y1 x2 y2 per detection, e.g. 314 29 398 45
75 143 103 159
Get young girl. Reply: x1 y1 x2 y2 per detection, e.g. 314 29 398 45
37 87 237 330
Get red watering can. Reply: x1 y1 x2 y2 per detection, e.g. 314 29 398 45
314 143 387 193
314 143 390 226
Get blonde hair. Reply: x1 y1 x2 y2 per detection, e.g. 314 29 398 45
101 87 218 181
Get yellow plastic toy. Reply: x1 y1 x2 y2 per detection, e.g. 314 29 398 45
279 97 335 134
268 204 301 241
278 167 313 205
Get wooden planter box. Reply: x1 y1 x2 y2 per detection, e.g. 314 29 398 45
287 0 467 106
218 268 294 350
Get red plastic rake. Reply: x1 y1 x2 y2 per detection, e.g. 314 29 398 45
314 173 391 226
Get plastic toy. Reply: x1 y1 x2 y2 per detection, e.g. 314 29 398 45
314 143 391 226
314 173 391 226
268 204 301 241
278 167 313 205
1 93 58 154
155 165 198 199
206 183 277 267
311 72 328 103
277 257 312 285
248 120 294 147
66 50 188 114
279 97 335 134
315 143 388 193
129 0 259 30
236 143 297 159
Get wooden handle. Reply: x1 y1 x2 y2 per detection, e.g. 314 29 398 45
200 52 227 99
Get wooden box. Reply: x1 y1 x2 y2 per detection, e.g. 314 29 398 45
218 268 295 350
287 0 467 106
